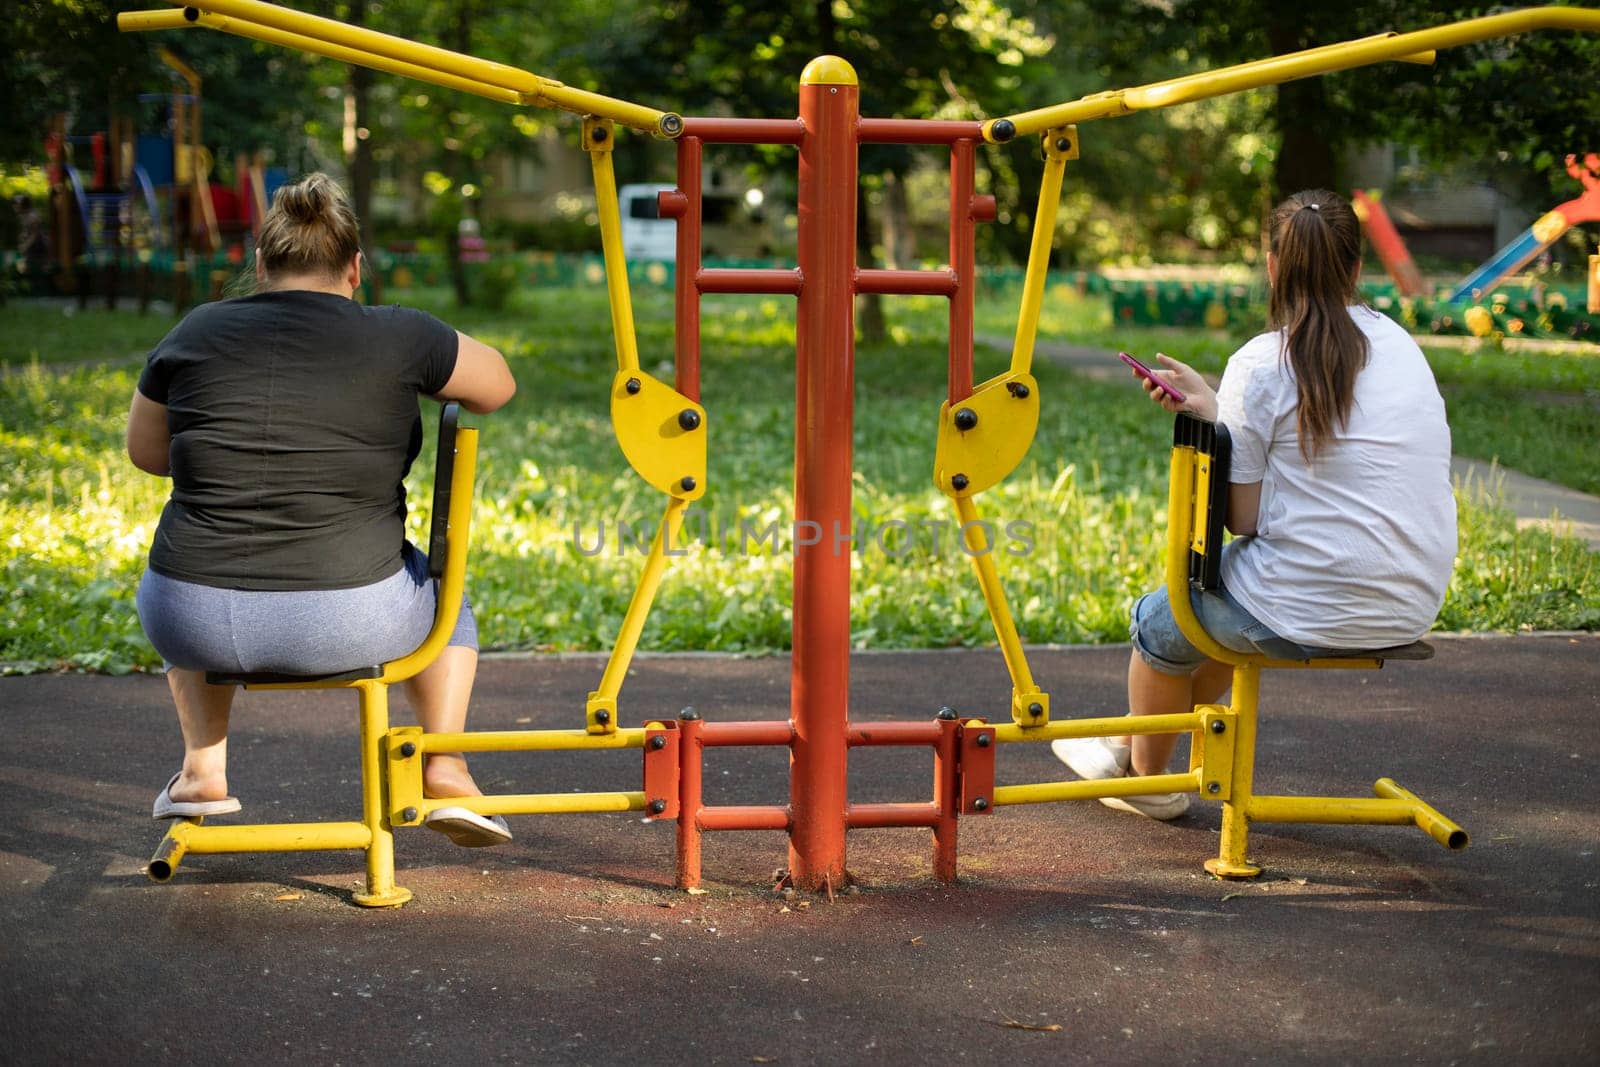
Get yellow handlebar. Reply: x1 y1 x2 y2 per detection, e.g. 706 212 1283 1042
120 1 682 136
984 6 1600 142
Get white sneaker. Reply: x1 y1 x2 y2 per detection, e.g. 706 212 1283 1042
1050 736 1130 780
1099 790 1190 821
1051 735 1190 821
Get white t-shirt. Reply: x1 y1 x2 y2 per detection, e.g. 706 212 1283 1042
1215 306 1457 649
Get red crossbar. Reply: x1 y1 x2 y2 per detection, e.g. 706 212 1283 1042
657 62 996 891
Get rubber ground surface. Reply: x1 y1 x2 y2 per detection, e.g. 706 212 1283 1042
2 636 1596 1063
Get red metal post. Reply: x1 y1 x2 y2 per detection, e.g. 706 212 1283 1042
932 714 960 882
948 139 977 404
673 136 704 401
788 56 859 891
675 712 704 888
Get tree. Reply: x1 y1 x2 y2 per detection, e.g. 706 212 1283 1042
1076 0 1600 206
568 0 1058 336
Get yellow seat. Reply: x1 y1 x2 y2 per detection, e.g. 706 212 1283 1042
1165 413 1465 878
148 403 480 907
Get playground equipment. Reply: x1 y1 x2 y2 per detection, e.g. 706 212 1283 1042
1450 152 1600 303
38 43 285 310
151 404 478 907
1352 189 1426 297
122 2 1598 904
41 113 155 302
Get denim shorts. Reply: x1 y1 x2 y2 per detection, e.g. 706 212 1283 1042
136 541 477 675
1130 581 1332 676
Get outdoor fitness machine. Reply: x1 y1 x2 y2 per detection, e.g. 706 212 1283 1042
123 2 1600 905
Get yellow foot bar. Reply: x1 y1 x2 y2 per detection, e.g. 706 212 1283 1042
148 819 372 880
993 770 1199 807
1375 778 1470 850
1248 783 1468 850
419 792 647 817
990 712 1201 745
415 728 648 753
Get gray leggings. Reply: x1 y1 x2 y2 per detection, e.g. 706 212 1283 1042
136 542 478 675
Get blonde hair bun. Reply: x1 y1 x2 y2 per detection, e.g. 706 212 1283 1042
257 172 362 284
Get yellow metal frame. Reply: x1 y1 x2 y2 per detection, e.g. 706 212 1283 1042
384 726 648 826
1005 126 1075 380
121 1 683 136
608 372 707 500
982 7 1600 141
1163 437 1467 877
149 425 482 907
933 125 1079 728
933 371 1039 498
965 436 1467 877
144 427 680 902
580 120 705 734
953 496 1048 726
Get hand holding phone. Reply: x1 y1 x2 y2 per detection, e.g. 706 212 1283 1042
1119 351 1187 404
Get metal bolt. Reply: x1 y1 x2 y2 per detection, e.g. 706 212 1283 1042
1008 382 1031 399
1207 781 1221 795
679 706 700 721
625 377 642 395
401 806 418 822
399 741 416 758
650 735 667 750
660 114 684 137
951 473 970 491
991 119 1016 142
1056 136 1072 153
1028 702 1043 717
953 407 979 430
1210 719 1226 734
937 706 959 721
592 126 608 143
594 708 612 725
975 733 991 748
973 797 989 811
680 475 697 492
678 409 701 431
649 799 667 814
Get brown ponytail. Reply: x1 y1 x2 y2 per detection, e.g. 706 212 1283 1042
256 172 361 286
1266 189 1368 461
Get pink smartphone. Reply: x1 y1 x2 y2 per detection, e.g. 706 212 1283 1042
1119 351 1186 404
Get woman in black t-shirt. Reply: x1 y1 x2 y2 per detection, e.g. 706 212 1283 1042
127 173 518 848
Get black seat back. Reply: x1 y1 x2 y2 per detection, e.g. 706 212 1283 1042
1175 412 1231 592
427 403 460 579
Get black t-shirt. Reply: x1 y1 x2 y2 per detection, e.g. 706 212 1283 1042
137 290 459 590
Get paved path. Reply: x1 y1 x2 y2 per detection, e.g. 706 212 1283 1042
3 638 1597 1063
979 333 1600 551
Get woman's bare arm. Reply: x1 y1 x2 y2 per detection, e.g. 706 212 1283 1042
1227 480 1261 536
435 331 516 414
126 390 171 476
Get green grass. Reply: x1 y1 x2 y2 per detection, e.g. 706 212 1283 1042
0 300 175 370
978 281 1600 494
1 284 1596 674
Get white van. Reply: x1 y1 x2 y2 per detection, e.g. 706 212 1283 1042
618 183 677 261
618 182 786 262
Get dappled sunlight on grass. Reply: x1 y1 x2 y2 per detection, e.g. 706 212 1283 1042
1 284 1595 672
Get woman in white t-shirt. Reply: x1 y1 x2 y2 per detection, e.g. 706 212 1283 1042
1054 189 1457 820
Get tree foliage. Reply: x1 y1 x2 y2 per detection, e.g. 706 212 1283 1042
5 0 1596 268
